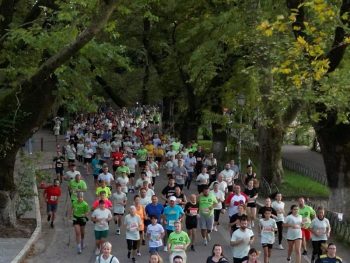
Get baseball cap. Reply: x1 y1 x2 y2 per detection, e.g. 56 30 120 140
169 196 176 202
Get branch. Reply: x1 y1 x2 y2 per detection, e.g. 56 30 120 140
282 99 304 127
25 0 118 87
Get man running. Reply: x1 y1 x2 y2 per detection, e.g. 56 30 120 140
44 179 61 228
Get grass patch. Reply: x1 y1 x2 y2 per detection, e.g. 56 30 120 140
280 170 330 199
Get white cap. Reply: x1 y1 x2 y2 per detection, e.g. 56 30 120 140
169 196 176 202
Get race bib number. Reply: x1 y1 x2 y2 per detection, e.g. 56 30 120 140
56 163 62 168
176 175 183 180
130 223 138 231
174 244 184 251
197 157 202 161
114 160 120 166
50 196 58 201
151 234 160 241
168 220 175 227
189 208 198 216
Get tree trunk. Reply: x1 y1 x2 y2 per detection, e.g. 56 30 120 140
0 149 18 227
141 18 151 105
211 97 227 164
314 112 350 218
258 125 284 185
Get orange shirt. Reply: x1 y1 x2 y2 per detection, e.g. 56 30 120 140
135 204 146 231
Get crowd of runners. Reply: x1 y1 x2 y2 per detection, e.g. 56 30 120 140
43 105 343 263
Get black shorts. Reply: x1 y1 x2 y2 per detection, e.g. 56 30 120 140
185 216 198 230
262 243 273 249
47 203 58 213
113 213 124 216
55 167 63 175
127 239 138 250
128 173 135 178
73 217 88 226
84 157 92 164
247 202 256 208
233 256 248 263
214 209 221 222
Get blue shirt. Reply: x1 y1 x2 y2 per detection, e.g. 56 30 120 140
145 203 164 223
91 158 101 175
162 205 184 230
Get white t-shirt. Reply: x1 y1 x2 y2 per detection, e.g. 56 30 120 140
231 228 254 258
140 196 152 207
221 169 235 186
227 194 247 217
285 214 302 240
65 170 81 180
211 190 225 210
115 176 129 193
147 223 164 248
77 143 85 156
98 173 114 185
310 217 330 241
165 161 174 174
92 208 112 231
111 192 127 214
124 214 141 240
271 201 285 222
102 144 112 158
196 173 209 185
259 218 277 244
125 157 137 173
84 147 94 158
95 255 120 263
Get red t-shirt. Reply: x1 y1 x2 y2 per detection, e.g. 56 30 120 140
111 151 123 166
92 199 113 210
45 186 61 204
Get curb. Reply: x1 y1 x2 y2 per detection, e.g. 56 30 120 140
11 177 42 263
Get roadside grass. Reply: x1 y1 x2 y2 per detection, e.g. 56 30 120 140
280 169 330 199
196 139 330 199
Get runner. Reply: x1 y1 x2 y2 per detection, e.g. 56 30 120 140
83 142 94 174
98 164 114 191
115 171 129 194
225 185 248 225
167 221 191 263
310 206 331 262
53 151 65 183
146 215 165 253
173 186 187 207
140 187 152 207
242 248 261 263
161 178 177 205
96 180 112 198
184 151 196 190
136 144 148 169
242 164 257 187
206 244 229 263
229 204 247 236
284 204 302 263
92 190 113 210
91 200 113 255
111 183 127 235
64 163 81 181
196 167 209 194
124 206 142 263
172 159 187 190
71 192 89 254
68 173 87 203
162 196 185 251
92 154 104 187
244 180 258 228
220 163 236 193
145 195 164 224
259 207 277 263
230 215 255 263
44 179 61 228
95 241 120 263
125 152 138 192
198 186 217 246
211 182 225 232
316 243 342 263
184 194 199 251
134 195 146 255
149 252 164 263
271 192 285 250
298 197 316 256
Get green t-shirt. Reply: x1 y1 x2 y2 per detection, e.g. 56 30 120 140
117 165 130 176
69 180 87 201
95 186 111 198
198 193 217 217
72 200 89 217
172 141 181 152
136 149 148 161
299 205 316 228
168 231 191 252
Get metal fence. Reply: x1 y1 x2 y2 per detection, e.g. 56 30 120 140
281 158 328 185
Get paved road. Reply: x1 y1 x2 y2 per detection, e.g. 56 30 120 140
22 130 349 263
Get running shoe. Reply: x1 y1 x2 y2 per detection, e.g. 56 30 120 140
47 214 51 222
163 246 168 252
137 251 141 256
204 238 208 246
190 245 195 251
302 250 308 255
142 240 146 245
207 233 211 241
213 226 218 232
278 244 284 250
127 251 131 258
132 257 136 262
50 222 54 228
115 229 121 235
287 257 291 262
77 244 82 254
